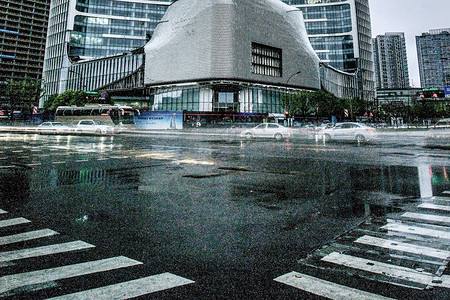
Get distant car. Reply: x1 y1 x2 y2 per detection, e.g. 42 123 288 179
318 122 377 143
37 122 71 134
75 120 114 134
427 119 450 145
241 123 291 140
432 118 450 129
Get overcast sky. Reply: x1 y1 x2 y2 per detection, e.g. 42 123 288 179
369 0 449 87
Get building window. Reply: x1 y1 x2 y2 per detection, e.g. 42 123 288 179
251 43 282 77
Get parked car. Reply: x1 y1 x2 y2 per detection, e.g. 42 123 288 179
37 122 71 134
75 120 114 134
318 122 377 143
241 123 291 140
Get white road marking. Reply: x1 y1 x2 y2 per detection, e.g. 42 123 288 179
0 241 95 262
47 272 195 300
0 256 142 295
355 235 450 260
381 223 450 240
274 271 395 300
27 163 42 167
52 161 66 165
442 191 450 195
0 217 31 228
0 209 7 214
321 252 448 287
418 203 450 212
402 212 450 225
0 229 59 246
75 160 88 163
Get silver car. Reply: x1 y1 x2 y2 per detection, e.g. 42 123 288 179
241 123 291 141
37 122 71 134
75 120 114 134
319 122 377 143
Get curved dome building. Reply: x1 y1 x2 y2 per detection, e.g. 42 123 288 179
145 0 320 89
143 0 320 115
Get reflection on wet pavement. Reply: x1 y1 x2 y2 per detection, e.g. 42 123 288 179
0 133 449 299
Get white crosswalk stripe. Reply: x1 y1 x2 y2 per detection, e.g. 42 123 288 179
418 203 450 212
47 272 195 300
274 271 395 300
0 241 95 262
402 212 450 225
0 217 31 228
0 256 142 295
0 229 59 246
321 252 449 287
355 235 450 260
381 222 450 240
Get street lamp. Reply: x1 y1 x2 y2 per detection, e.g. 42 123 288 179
284 71 302 127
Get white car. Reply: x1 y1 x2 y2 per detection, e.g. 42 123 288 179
319 122 377 143
37 122 71 134
241 123 291 140
75 120 114 134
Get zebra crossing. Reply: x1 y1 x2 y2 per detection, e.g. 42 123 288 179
274 192 450 299
0 209 194 298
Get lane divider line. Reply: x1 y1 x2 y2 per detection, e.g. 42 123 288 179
355 235 450 260
321 252 449 287
274 271 395 300
402 212 450 225
0 218 31 228
0 229 59 246
381 223 450 240
46 272 195 300
418 203 450 212
0 241 95 262
0 256 143 295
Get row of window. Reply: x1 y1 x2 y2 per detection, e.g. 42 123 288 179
251 43 282 78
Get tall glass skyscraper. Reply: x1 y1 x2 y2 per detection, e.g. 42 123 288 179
41 0 171 104
282 0 375 101
416 28 450 89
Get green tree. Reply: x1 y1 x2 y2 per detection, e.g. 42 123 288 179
44 90 111 114
0 78 42 120
281 92 316 120
281 90 350 121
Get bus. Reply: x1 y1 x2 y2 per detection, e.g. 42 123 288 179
55 104 136 127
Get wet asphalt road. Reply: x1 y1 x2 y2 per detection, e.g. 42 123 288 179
0 131 449 299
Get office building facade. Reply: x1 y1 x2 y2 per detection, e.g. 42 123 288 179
40 0 171 106
373 32 409 89
416 28 450 89
282 0 375 101
0 0 50 83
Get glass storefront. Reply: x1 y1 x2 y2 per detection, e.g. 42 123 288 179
149 83 286 116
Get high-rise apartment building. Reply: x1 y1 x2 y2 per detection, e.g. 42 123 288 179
373 32 409 89
416 28 450 89
0 0 50 83
41 0 171 104
282 0 375 101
